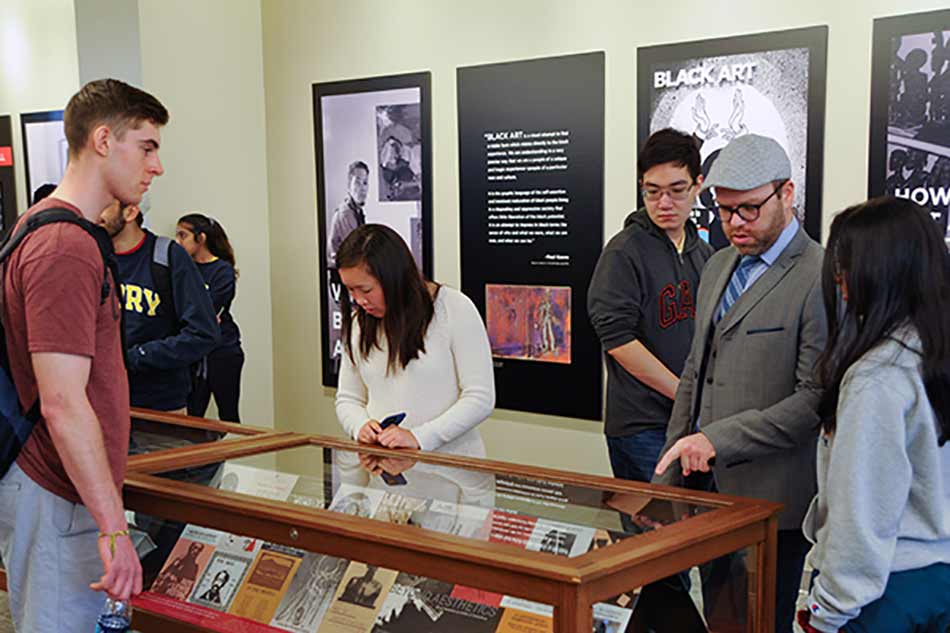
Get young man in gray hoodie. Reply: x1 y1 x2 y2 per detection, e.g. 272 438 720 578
588 128 714 482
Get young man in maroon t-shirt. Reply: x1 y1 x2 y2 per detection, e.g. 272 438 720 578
0 79 167 631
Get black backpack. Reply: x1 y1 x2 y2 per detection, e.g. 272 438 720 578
0 208 119 477
149 235 177 325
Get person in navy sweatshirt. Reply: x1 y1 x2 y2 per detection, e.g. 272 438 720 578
98 198 219 412
176 213 244 423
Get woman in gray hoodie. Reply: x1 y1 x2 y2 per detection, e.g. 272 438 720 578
798 196 950 633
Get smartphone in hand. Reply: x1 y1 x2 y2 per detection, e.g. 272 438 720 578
377 413 407 485
379 412 406 430
380 471 407 486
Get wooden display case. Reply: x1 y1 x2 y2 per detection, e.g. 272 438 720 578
115 414 781 633
0 413 782 631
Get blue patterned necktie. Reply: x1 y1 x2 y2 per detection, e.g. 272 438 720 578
715 255 761 323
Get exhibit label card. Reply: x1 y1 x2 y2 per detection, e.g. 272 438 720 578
458 52 605 420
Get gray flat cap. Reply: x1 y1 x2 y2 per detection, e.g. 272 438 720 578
700 134 791 192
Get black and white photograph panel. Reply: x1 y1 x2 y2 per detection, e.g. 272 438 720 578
312 72 432 387
375 103 422 202
870 10 950 247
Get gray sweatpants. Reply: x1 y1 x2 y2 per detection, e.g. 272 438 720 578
0 463 104 632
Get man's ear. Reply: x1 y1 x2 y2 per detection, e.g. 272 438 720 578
782 180 796 205
91 125 111 158
123 204 141 223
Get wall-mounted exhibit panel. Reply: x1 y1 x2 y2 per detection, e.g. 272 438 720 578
868 9 950 248
638 27 828 247
0 115 17 233
20 110 67 205
109 413 781 633
312 73 434 387
458 52 605 421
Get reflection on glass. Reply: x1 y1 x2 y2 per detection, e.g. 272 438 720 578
151 445 713 560
132 443 756 633
129 418 236 455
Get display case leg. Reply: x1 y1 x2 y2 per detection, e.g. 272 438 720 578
555 586 592 633
754 516 778 633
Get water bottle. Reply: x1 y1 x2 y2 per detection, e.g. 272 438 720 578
95 597 132 632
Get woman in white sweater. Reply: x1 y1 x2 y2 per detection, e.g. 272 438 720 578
797 197 950 633
334 223 494 458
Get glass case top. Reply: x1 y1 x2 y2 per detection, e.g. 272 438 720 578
152 443 714 558
129 417 248 456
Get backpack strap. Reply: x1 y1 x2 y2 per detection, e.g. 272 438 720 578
150 235 177 325
0 209 86 263
0 207 126 425
1 208 118 303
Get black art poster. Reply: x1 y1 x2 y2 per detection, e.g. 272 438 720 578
313 73 433 387
458 52 604 420
638 27 827 247
869 9 950 249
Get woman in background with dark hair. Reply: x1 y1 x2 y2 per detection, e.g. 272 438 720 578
176 213 244 423
798 197 950 633
334 223 494 457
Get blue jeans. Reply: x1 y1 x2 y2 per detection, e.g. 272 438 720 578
606 428 668 483
812 563 950 632
611 429 708 629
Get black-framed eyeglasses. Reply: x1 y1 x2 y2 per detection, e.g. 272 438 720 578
641 181 696 202
714 181 787 223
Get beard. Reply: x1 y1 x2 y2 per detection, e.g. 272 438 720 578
100 214 127 238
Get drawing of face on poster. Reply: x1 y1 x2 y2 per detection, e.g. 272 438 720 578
883 29 950 244
649 49 810 244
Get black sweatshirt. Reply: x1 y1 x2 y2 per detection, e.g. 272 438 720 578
117 230 219 410
587 209 714 437
195 258 241 350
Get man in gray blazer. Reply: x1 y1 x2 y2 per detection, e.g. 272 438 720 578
653 134 827 633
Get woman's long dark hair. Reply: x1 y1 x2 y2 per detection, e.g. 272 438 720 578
817 196 950 445
336 224 435 373
178 213 238 275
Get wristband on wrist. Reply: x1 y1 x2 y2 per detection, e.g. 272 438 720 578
98 529 131 557
797 609 837 633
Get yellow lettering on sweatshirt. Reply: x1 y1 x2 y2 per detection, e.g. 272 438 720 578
123 284 143 313
143 288 161 317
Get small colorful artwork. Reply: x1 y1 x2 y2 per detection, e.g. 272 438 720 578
485 285 571 364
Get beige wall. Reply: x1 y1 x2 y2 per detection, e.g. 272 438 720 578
74 0 142 87
261 0 949 476
3 0 945 474
0 0 276 430
138 0 275 427
0 0 79 213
